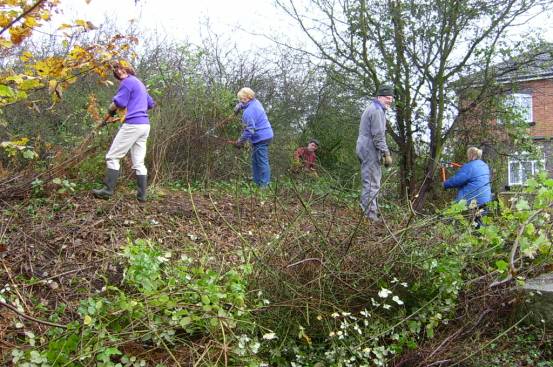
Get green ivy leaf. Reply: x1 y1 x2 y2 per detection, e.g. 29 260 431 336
22 149 37 159
0 84 15 97
495 260 508 273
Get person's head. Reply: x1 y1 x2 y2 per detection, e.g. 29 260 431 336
307 139 319 152
467 147 483 161
376 84 394 109
237 87 255 104
112 60 135 80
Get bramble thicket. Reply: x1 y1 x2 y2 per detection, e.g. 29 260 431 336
1 1 553 366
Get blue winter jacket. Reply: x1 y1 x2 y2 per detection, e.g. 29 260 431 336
443 159 492 206
238 98 274 144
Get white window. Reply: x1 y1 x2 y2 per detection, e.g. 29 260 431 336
508 153 545 186
500 93 533 124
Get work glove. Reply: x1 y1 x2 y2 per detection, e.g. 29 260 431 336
383 154 393 167
233 102 244 115
234 139 245 149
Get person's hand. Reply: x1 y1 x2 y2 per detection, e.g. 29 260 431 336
233 102 243 114
102 113 120 125
101 113 114 127
383 154 393 167
234 139 245 149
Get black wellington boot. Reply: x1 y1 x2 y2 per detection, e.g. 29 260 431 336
92 168 119 199
136 175 147 202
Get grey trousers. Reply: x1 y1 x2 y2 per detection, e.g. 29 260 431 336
359 158 382 220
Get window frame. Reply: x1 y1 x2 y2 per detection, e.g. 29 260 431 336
507 153 545 186
499 93 533 125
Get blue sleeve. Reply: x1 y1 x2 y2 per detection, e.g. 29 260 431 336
239 110 256 142
147 94 155 110
113 85 130 108
444 164 471 189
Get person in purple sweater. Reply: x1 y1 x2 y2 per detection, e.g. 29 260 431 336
234 87 274 187
92 61 155 202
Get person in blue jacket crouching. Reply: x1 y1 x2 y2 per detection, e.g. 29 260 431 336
443 147 492 227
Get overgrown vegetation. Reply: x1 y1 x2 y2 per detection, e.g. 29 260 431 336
1 173 552 365
2 1 553 366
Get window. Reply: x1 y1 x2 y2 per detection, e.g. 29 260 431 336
500 93 533 124
508 154 545 186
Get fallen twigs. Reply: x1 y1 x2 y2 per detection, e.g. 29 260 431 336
0 300 67 329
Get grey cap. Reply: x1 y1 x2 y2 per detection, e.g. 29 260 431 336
376 84 394 96
308 139 320 147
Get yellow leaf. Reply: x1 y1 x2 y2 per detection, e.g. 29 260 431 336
0 14 10 28
24 16 38 28
9 27 26 44
58 23 73 30
6 75 24 85
75 19 87 28
40 10 51 21
83 315 92 325
20 51 32 62
19 78 42 91
0 38 13 49
34 60 50 76
48 80 57 94
12 137 29 146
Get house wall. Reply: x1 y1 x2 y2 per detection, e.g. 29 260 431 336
537 139 553 177
523 78 553 178
454 78 553 191
521 79 553 138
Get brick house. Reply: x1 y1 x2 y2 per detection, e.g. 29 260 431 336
458 49 553 190
497 61 553 188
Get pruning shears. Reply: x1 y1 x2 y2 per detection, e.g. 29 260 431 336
439 161 462 182
201 112 240 145
203 130 235 145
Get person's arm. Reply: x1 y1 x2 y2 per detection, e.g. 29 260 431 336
147 94 155 110
112 85 130 109
444 164 471 189
238 110 256 143
370 110 389 155
294 148 304 161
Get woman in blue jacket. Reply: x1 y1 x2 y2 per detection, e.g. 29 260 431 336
443 147 492 208
234 87 274 187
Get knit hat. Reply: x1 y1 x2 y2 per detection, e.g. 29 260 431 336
376 84 394 96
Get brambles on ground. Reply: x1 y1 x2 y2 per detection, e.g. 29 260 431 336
1 174 552 366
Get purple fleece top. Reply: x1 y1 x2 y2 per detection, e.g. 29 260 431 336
113 75 155 124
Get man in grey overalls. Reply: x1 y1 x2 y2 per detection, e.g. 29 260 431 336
356 85 394 222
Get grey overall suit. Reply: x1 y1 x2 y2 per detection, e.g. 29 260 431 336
356 100 389 220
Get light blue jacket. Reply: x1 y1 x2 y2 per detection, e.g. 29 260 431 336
444 159 492 206
238 99 274 144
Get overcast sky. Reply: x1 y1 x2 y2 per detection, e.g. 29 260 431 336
55 0 297 47
52 0 553 52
